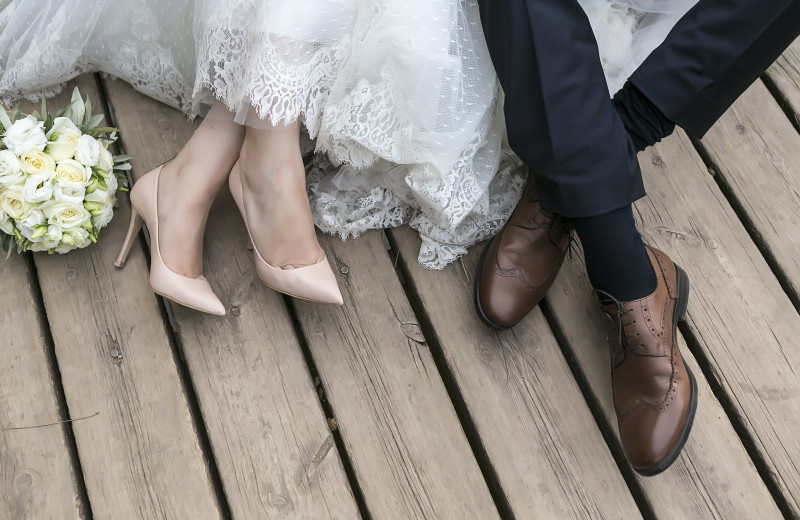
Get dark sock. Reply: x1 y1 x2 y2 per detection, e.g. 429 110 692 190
612 81 676 152
571 205 657 302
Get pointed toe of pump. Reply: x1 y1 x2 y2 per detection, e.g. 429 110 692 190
229 164 344 305
256 255 344 305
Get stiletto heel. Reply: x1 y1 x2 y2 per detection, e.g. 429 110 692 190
115 164 227 316
114 204 144 268
228 162 343 305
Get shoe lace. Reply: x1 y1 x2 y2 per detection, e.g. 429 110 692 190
596 289 645 363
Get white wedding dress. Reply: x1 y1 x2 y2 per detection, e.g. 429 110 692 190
0 0 696 268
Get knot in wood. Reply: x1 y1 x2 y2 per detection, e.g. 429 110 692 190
651 155 663 166
401 322 425 344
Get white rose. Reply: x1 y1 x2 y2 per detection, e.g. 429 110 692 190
0 212 13 234
2 115 47 155
96 146 114 172
41 200 91 231
74 134 101 166
19 149 56 175
22 172 55 203
28 241 49 252
0 149 24 186
92 202 115 230
106 172 118 193
85 186 111 205
0 185 33 220
42 223 62 249
54 159 92 187
17 208 46 240
53 184 86 204
59 227 90 251
46 117 81 139
0 202 13 234
45 117 83 162
47 132 81 162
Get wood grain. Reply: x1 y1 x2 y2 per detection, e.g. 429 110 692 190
765 38 800 128
627 131 800 514
103 78 360 519
391 227 641 519
293 231 501 520
0 255 83 519
23 76 223 519
695 80 800 299
547 241 782 519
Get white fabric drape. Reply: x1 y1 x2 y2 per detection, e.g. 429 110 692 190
0 0 697 268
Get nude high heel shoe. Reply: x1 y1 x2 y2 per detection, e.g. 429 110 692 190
228 163 343 305
115 165 227 316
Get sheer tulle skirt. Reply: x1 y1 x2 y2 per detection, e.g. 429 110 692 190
0 0 697 268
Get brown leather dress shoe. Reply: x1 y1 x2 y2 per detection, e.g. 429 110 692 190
599 247 697 476
474 179 570 330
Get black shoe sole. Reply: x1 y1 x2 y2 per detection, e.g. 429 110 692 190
635 264 698 477
473 237 513 331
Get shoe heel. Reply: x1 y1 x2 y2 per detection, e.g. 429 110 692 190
114 204 144 268
674 265 690 323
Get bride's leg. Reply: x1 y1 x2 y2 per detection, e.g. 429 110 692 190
237 121 324 270
157 102 245 277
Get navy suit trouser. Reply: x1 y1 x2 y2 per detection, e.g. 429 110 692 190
477 0 800 217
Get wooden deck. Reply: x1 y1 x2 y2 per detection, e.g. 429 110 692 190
3 40 800 519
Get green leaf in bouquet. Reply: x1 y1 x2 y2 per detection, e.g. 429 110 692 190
70 87 85 126
40 90 47 120
113 154 134 163
31 111 42 121
114 163 132 171
44 113 54 133
82 96 93 128
91 126 118 134
2 233 13 260
95 177 108 191
88 113 105 129
0 104 13 132
11 103 21 121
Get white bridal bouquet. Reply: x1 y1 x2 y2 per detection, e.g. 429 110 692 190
0 88 131 257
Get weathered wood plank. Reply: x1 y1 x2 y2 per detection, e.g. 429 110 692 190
624 131 800 514
0 255 83 519
391 227 641 519
765 38 800 128
547 244 782 519
695 80 800 298
23 76 223 519
292 231 498 520
103 78 361 519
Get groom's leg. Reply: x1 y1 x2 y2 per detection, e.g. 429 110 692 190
477 0 643 218
476 0 695 476
629 0 800 139
476 0 656 306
